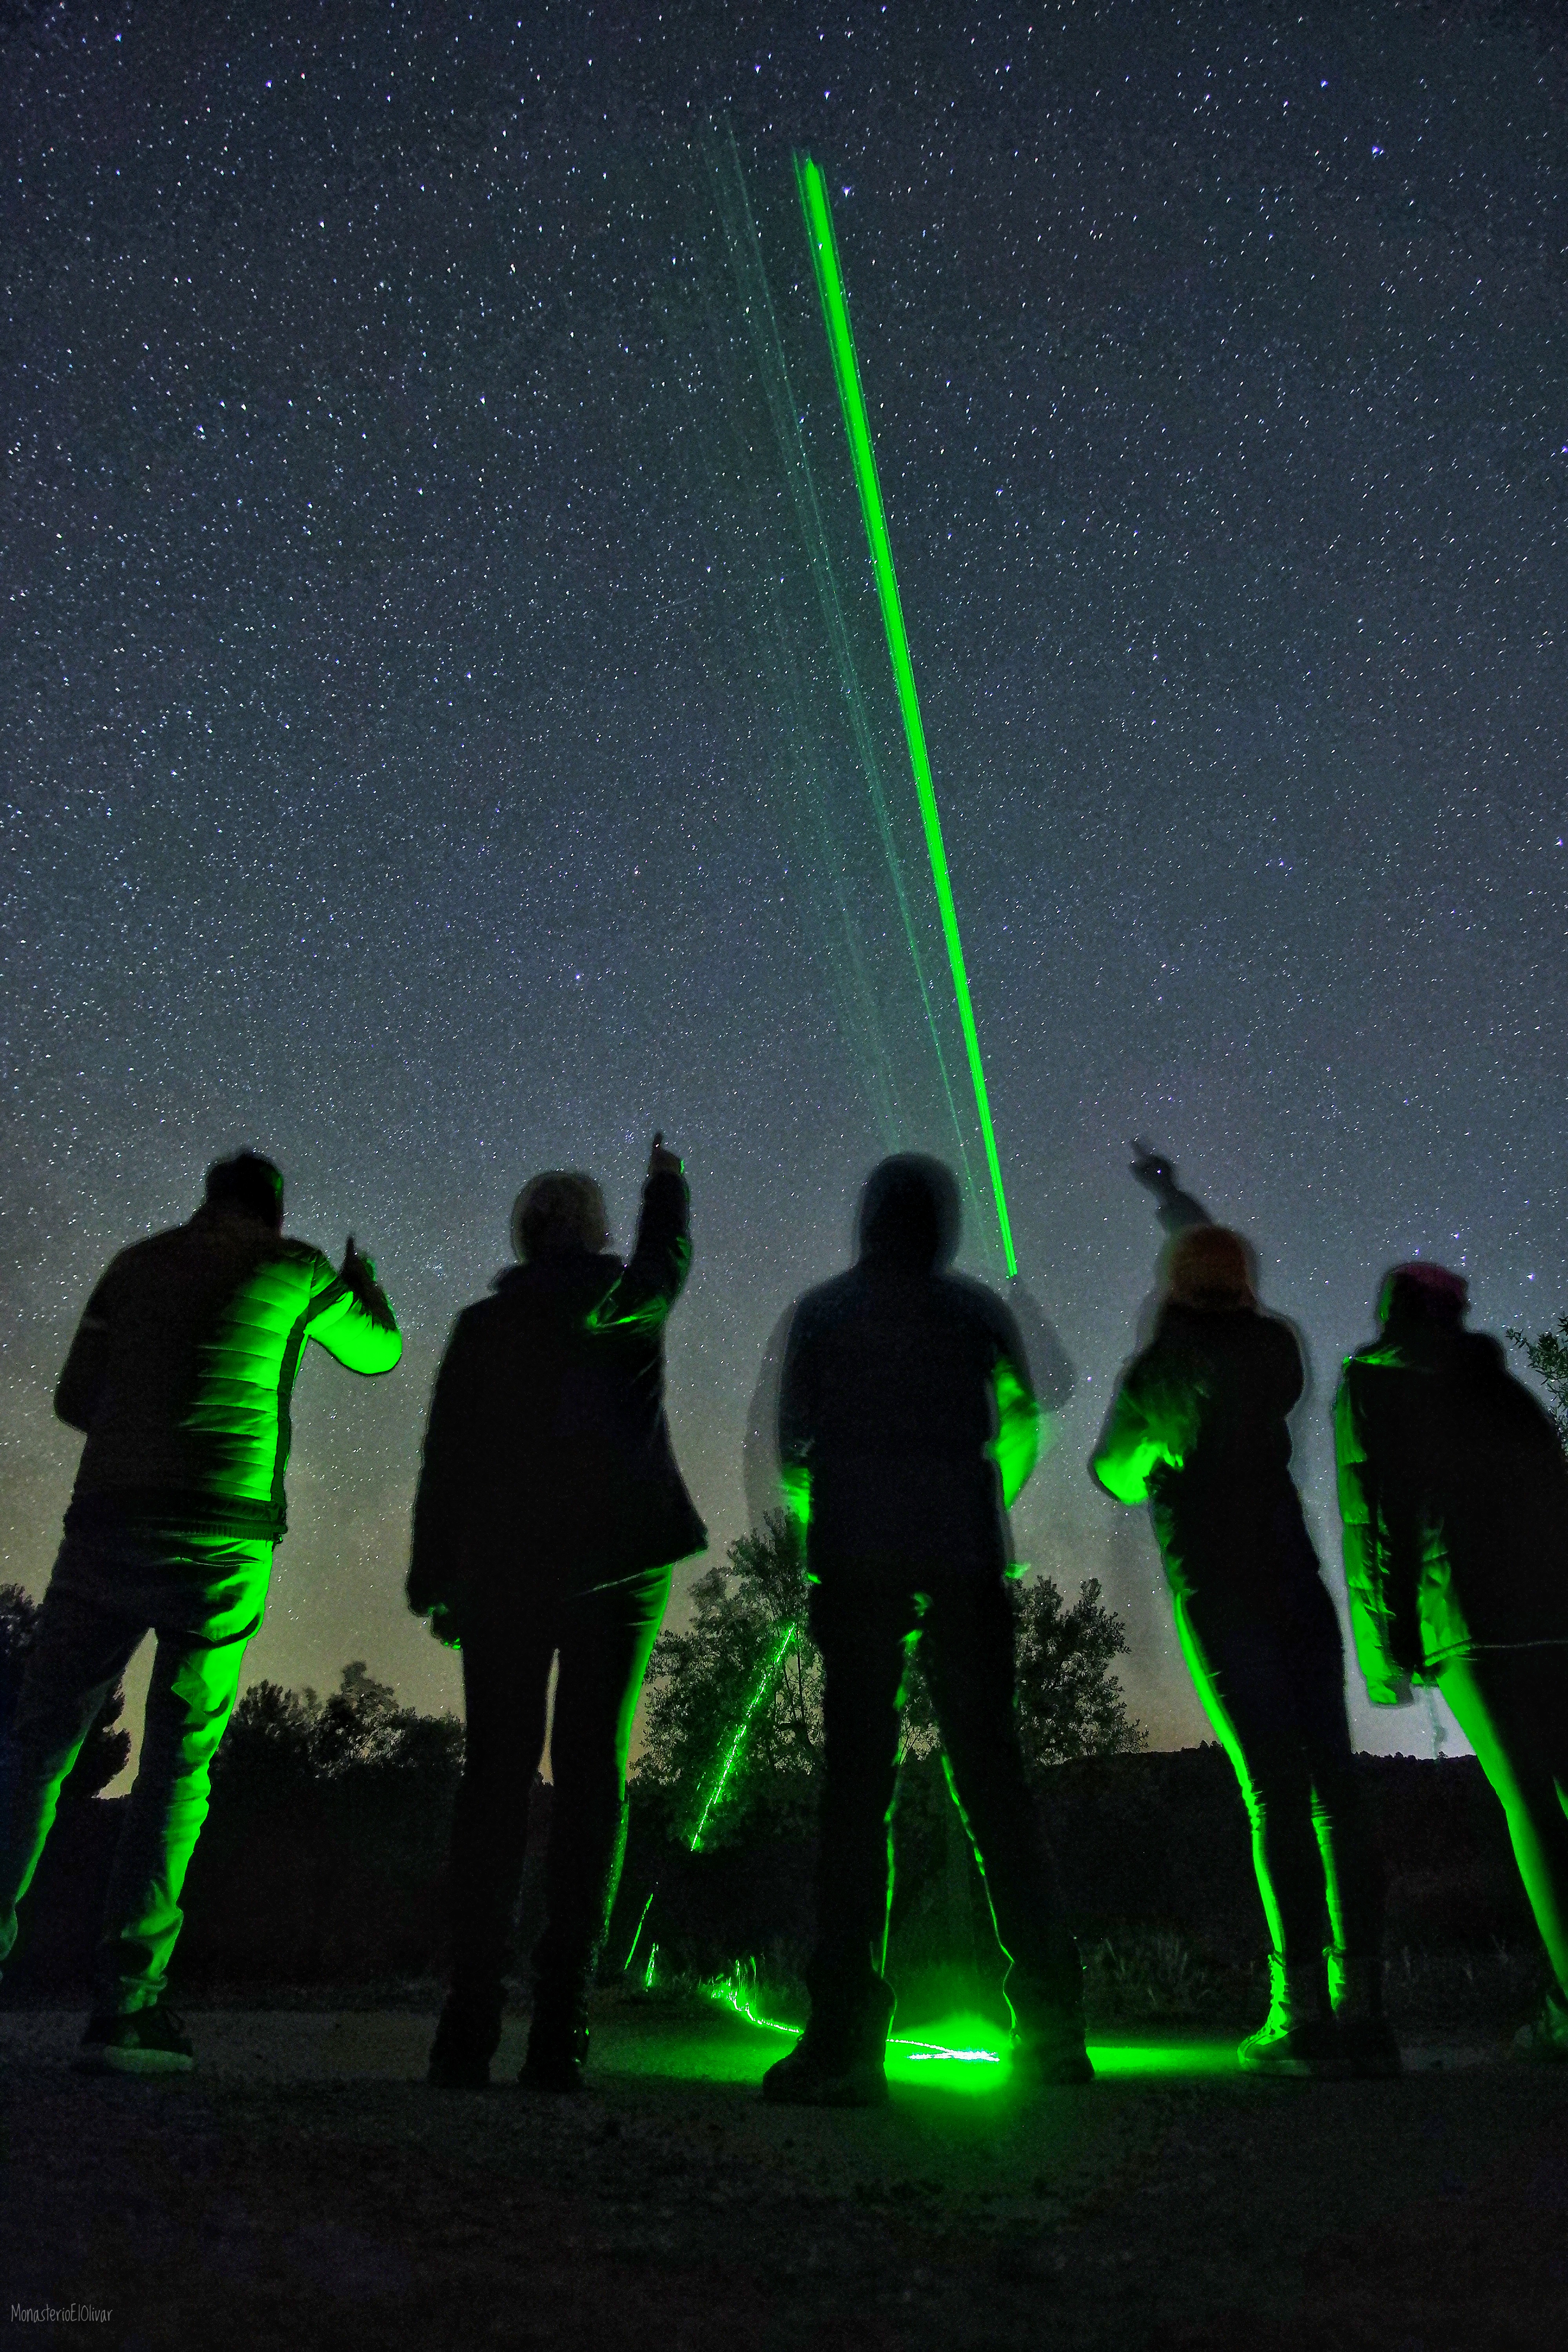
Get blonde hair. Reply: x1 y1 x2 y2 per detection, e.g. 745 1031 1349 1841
510 1171 609 1262
1165 1225 1258 1310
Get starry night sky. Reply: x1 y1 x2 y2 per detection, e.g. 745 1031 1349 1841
4 0 1566 1768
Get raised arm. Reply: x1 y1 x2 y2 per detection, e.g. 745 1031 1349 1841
308 1238 402 1375
1129 1142 1212 1236
989 1299 1041 1509
587 1134 692 1337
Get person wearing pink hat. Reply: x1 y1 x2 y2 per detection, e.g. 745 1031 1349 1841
1337 1261 1568 2062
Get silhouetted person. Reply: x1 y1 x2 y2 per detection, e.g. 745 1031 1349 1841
1092 1220 1393 2078
1337 1262 1568 2062
411 1134 704 2092
0 1153 400 2071
763 1154 1088 2106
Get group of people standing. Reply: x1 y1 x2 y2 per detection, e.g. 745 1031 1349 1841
2 1136 1566 2106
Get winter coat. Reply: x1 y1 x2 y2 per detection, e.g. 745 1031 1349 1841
1090 1301 1321 1624
777 1262 1039 1578
407 1169 706 1618
1334 1324 1568 1700
56 1205 402 1543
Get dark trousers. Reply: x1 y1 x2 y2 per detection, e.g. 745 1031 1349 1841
446 1564 670 2014
807 1564 1081 2029
1174 1577 1383 1964
1439 1646 1568 1995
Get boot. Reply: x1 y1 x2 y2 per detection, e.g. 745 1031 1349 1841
1009 2009 1094 2090
1238 1953 1348 2079
427 1986 503 2089
1327 1949 1402 2079
763 1977 896 2108
1512 1981 1568 2064
521 1976 590 2095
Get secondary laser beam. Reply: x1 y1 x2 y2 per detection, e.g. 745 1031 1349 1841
796 154 1018 1278
687 1619 798 1854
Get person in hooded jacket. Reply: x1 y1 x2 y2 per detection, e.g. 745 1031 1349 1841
1092 1221 1395 2078
1336 1261 1568 2062
762 1153 1089 2107
410 1134 704 2092
0 1151 401 2073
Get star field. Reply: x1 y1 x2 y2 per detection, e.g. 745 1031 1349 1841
3 0 1566 1759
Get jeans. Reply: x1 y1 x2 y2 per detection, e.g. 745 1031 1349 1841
0 1530 270 2011
446 1564 671 2012
1174 1576 1382 1963
1438 1645 1568 1995
807 1563 1081 2029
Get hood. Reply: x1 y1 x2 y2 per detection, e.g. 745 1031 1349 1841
856 1154 962 1273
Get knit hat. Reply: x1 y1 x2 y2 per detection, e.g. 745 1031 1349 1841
1165 1225 1258 1310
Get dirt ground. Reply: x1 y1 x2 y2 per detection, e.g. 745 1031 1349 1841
4 1995 1566 2352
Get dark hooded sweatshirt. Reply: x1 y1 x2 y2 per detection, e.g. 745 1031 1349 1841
407 1169 705 1620
1091 1301 1320 1625
777 1260 1037 1579
1335 1321 1568 1698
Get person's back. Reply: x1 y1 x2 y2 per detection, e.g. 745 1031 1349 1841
1336 1261 1568 2063
779 1158 1037 1575
409 1151 703 1621
2 1150 400 2074
1099 1293 1313 1616
62 1205 399 1540
1339 1307 1568 1669
764 1155 1087 2109
412 1138 703 2094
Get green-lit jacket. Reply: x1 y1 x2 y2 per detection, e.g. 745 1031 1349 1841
1334 1325 1568 1701
57 1204 401 1543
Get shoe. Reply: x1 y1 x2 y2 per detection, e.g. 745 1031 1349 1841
762 1978 896 2109
428 2051 491 2089
1010 2012 1095 2090
520 1982 589 2095
762 2027 890 2108
1512 1985 1568 2064
75 2003 194 2076
1326 1950 1402 2079
427 1989 501 2089
1238 1954 1348 2080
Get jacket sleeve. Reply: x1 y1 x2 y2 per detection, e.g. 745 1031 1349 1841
1334 1366 1415 1703
407 1314 482 1618
989 1299 1041 1509
587 1170 692 1335
775 1302 817 1529
54 1271 117 1433
307 1254 403 1374
1089 1348 1197 1506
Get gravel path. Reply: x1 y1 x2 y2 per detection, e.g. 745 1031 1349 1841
4 1999 1565 2350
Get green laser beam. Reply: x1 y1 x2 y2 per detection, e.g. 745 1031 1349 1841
702 123 988 1233
687 1619 799 1853
796 154 1018 1279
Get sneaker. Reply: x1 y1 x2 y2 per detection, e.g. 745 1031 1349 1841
1238 2012 1349 2079
75 2003 194 2076
1512 1986 1568 2064
762 2027 890 2109
1010 2013 1095 2090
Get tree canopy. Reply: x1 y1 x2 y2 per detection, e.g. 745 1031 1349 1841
635 1518 1144 1849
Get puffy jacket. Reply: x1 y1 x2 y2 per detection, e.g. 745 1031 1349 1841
1335 1324 1568 1700
57 1205 401 1542
407 1168 705 1617
1091 1301 1321 1622
777 1262 1038 1577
